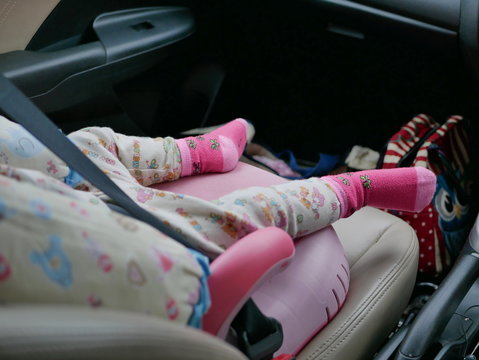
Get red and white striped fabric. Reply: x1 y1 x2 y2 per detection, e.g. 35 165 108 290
382 114 438 169
381 114 471 275
413 115 469 172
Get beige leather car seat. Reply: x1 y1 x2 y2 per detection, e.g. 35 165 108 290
0 0 60 53
299 207 418 359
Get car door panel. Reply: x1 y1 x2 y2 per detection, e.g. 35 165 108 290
0 7 194 113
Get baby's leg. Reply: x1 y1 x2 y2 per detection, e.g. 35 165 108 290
176 119 253 176
212 167 435 239
137 178 341 256
148 167 435 256
322 167 436 217
68 119 253 188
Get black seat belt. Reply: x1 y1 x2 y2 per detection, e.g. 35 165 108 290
0 74 283 360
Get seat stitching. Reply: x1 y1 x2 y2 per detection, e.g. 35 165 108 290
0 0 16 27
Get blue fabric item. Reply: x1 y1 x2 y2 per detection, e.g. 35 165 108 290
187 249 211 328
63 168 84 188
276 150 339 178
62 133 85 188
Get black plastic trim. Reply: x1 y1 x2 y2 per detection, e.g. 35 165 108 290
26 0 190 51
0 6 194 112
435 276 479 359
459 0 479 82
30 37 188 113
0 43 105 97
93 7 194 62
304 0 457 43
395 249 479 359
351 0 460 31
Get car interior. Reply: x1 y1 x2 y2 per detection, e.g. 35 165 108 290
1 1 479 359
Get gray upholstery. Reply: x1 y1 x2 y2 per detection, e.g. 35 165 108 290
0 305 247 360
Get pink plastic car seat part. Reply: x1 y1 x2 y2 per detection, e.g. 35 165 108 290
203 226 295 338
152 162 350 354
252 226 349 355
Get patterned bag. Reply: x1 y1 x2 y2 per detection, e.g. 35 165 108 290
380 114 477 275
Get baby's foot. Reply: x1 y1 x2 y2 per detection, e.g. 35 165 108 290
176 119 253 176
322 167 436 217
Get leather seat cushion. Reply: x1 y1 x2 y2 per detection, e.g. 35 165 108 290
298 207 419 360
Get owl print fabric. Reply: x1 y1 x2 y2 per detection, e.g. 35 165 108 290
382 114 477 275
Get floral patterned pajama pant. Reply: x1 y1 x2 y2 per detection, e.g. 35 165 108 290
68 126 342 256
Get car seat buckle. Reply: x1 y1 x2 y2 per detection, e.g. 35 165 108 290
237 316 283 360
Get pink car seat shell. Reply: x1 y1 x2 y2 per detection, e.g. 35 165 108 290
154 162 350 355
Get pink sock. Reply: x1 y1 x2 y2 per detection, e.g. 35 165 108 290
322 167 436 218
176 119 251 176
